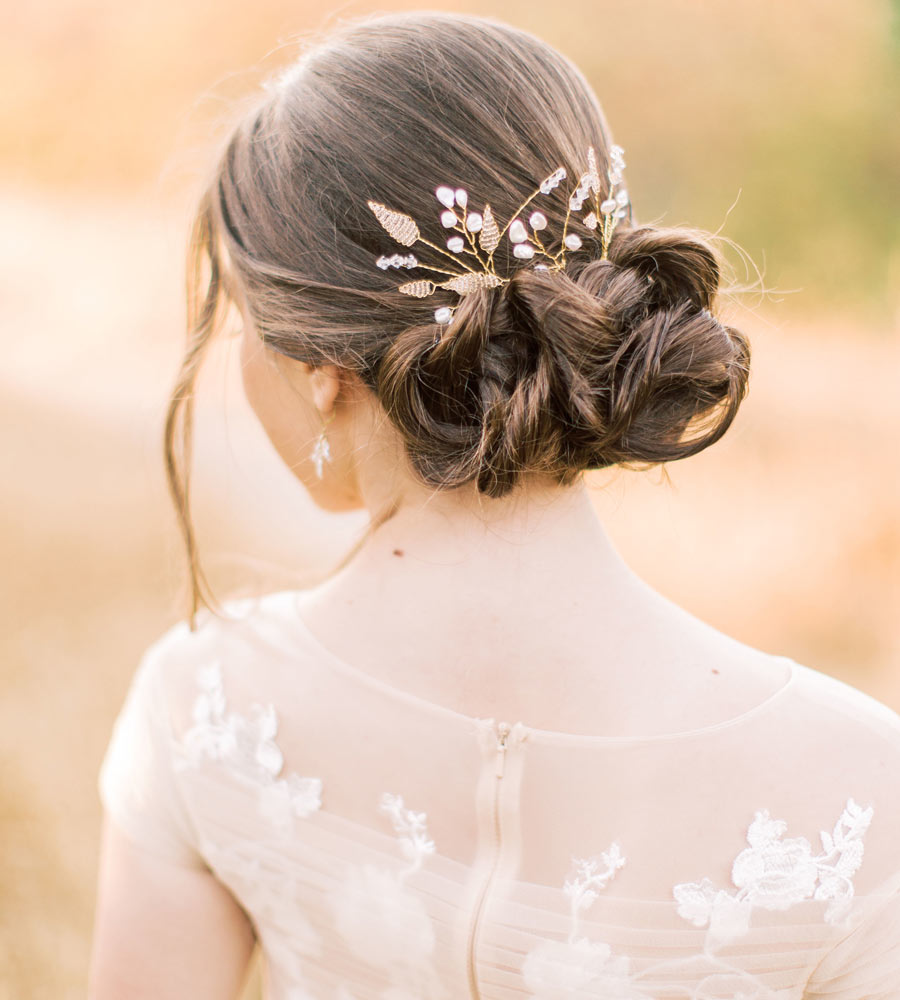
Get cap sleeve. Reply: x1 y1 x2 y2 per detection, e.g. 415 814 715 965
98 630 206 870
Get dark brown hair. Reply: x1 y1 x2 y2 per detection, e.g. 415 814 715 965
165 11 751 628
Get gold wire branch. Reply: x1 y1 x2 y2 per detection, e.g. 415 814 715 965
367 146 629 329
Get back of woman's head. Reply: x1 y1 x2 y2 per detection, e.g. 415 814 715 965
167 11 750 612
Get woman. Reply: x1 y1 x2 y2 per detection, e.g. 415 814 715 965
89 12 900 999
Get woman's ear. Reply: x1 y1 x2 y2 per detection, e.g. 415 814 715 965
307 364 343 415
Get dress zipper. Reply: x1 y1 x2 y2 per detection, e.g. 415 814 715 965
466 720 512 1000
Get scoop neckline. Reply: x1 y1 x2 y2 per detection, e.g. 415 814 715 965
281 589 799 746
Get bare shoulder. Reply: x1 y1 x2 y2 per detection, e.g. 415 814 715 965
627 590 900 741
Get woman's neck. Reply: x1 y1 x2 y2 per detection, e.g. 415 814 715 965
299 473 782 733
324 475 645 618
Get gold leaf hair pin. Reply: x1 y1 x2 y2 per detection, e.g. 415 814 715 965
367 144 629 329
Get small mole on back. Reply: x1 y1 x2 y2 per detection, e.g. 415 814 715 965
711 668 720 675
392 548 404 557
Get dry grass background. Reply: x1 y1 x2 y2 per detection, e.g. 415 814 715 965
1 0 898 996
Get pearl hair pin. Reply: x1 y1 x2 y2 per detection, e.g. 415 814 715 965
367 145 629 333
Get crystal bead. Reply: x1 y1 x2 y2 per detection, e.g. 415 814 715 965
539 167 567 194
376 253 418 269
455 188 468 208
616 189 629 206
534 263 549 271
587 150 601 195
513 242 535 259
509 219 528 243
600 198 617 215
466 213 483 232
440 210 457 228
436 186 455 208
447 236 465 253
529 211 548 230
583 212 598 230
564 234 582 250
569 194 585 211
434 306 453 324
615 209 627 219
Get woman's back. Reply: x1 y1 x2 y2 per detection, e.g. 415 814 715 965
99 584 900 999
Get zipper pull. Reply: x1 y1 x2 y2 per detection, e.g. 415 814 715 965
495 721 512 778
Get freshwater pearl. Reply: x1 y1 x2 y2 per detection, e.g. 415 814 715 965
436 186 455 208
508 219 528 243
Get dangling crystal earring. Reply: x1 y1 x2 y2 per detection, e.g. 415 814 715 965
311 410 336 479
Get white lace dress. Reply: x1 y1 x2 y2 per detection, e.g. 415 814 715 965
98 590 900 999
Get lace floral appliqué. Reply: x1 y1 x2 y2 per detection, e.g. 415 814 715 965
522 843 651 1000
673 797 874 947
174 661 322 832
330 792 447 1000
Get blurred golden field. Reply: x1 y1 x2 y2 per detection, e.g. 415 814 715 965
1 0 898 997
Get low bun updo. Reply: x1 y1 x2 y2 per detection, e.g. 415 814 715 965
376 224 749 497
167 10 752 619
